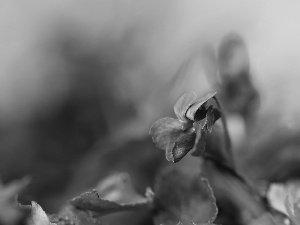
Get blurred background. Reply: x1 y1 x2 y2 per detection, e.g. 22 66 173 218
1 0 300 224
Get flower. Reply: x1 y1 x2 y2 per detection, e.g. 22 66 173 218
149 91 221 163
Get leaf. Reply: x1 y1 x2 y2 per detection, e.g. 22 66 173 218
174 92 197 122
153 167 218 225
28 201 56 225
0 176 30 225
48 214 78 225
248 213 284 225
185 92 217 121
70 177 152 220
58 204 97 225
267 182 300 225
149 117 195 162
202 159 268 223
95 172 146 204
70 190 148 217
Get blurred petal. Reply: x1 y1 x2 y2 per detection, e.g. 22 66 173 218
218 32 250 76
174 92 197 122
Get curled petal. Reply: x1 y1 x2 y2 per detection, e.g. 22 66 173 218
174 92 197 122
186 92 217 121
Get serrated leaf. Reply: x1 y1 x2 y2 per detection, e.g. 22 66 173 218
70 187 151 219
28 201 56 225
149 117 196 162
185 92 217 121
153 167 218 225
174 92 197 122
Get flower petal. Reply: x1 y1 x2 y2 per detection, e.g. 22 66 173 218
174 92 197 122
172 127 196 162
186 92 217 121
191 127 207 157
149 118 184 153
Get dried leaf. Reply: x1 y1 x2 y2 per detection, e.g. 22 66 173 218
174 92 197 122
153 167 218 225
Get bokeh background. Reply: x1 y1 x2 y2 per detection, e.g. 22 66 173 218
1 0 300 224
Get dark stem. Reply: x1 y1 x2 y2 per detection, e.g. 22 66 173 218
212 96 234 167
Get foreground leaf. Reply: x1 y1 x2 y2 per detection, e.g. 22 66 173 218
28 202 55 225
70 174 153 220
248 213 284 225
267 182 300 225
153 167 218 225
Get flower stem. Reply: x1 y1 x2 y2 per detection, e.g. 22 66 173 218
212 96 234 167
